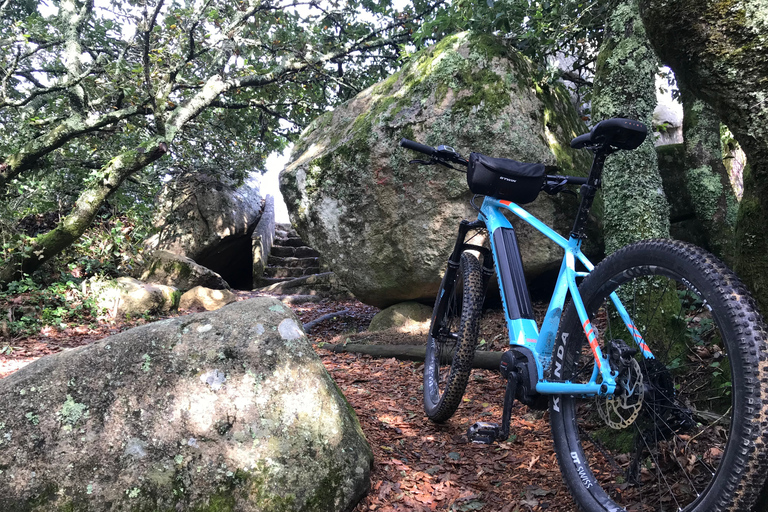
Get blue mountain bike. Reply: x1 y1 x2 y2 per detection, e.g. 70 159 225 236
401 118 768 512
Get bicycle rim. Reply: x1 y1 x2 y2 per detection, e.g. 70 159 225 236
552 241 768 512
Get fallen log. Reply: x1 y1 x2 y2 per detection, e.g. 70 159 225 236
302 309 353 332
323 343 503 371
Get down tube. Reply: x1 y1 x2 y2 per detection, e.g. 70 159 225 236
483 198 621 390
479 200 539 351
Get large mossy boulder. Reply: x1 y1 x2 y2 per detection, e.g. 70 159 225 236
0 298 372 512
144 172 263 289
280 31 598 308
655 144 708 246
141 249 231 291
88 276 179 318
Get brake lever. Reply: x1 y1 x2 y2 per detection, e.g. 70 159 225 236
542 178 578 196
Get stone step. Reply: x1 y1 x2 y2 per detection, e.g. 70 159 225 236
270 246 321 258
264 267 305 279
259 276 295 286
280 236 306 248
265 266 322 278
267 256 320 268
274 229 292 240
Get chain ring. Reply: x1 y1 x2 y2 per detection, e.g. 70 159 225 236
596 357 644 430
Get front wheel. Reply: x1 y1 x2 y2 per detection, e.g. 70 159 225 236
423 252 484 423
550 239 768 512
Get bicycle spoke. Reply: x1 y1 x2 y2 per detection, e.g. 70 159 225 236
557 259 743 511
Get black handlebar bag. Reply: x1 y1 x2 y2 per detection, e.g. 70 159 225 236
467 153 546 204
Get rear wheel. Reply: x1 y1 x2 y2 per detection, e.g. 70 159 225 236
550 239 768 512
423 252 484 423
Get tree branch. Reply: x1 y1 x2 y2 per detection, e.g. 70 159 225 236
60 0 96 113
209 98 304 127
0 139 169 284
0 105 151 189
142 0 165 112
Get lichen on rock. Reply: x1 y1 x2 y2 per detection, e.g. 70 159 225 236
0 298 371 512
593 0 669 254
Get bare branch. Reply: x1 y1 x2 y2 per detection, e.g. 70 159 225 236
142 0 165 110
1 64 99 109
210 98 305 128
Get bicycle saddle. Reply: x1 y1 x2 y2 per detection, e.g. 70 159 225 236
570 118 647 150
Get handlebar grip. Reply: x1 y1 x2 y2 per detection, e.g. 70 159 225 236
568 176 588 185
400 138 436 156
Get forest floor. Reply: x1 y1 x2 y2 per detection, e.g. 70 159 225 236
0 291 576 512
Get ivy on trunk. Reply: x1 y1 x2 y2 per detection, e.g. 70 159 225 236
639 0 768 313
592 0 669 255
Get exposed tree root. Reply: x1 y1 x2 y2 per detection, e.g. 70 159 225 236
323 343 502 370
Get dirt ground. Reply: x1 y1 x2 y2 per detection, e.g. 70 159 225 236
0 292 576 512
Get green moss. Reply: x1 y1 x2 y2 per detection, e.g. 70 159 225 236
685 165 724 219
206 466 296 512
593 426 636 453
302 466 347 511
27 482 59 510
725 193 738 227
5 482 90 512
734 162 768 312
669 92 735 261
593 0 669 254
450 68 512 115
170 289 181 309
157 260 192 281
411 32 465 83
192 494 236 512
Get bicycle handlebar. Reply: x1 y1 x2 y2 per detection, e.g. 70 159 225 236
399 138 436 157
400 138 588 190
400 138 468 167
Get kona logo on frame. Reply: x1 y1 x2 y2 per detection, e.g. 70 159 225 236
553 332 569 379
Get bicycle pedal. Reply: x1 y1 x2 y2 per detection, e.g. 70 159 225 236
467 421 500 444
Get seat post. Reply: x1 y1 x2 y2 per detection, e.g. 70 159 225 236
569 147 613 240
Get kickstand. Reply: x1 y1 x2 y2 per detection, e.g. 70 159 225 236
467 367 518 444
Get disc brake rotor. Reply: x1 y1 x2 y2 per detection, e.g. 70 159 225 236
597 357 644 429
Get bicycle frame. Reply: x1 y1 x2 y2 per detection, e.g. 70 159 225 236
479 197 657 398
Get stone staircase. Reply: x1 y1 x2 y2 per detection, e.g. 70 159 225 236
259 224 322 286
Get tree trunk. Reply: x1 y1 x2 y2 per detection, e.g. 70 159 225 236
638 0 768 312
680 90 738 265
592 0 669 254
0 140 168 284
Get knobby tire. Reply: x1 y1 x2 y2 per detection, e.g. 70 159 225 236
549 239 768 512
423 252 484 423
